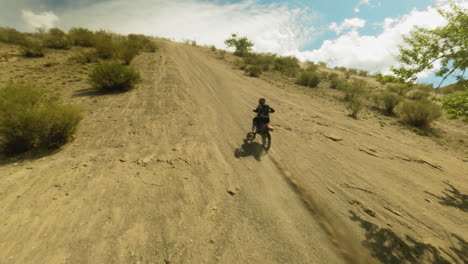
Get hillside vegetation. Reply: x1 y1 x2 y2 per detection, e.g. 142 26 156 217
0 22 467 264
0 27 155 156
203 34 467 145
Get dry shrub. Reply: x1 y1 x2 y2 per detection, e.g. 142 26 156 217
116 41 140 65
127 34 157 52
0 27 26 44
72 49 99 64
245 65 262 77
296 71 321 88
407 89 430 100
244 53 276 71
89 62 141 92
20 39 45 57
387 83 411 96
0 84 82 155
347 98 364 118
92 31 117 59
398 100 442 127
343 80 367 101
273 56 300 77
378 91 403 115
43 28 70 49
68 27 95 47
330 78 345 89
305 61 318 72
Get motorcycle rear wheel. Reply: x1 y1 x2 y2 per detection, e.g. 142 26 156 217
261 132 271 151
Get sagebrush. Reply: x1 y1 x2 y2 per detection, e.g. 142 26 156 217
245 65 262 77
43 28 70 49
342 80 367 101
347 98 364 118
297 71 320 88
378 91 403 115
398 100 442 127
89 62 141 92
0 84 82 155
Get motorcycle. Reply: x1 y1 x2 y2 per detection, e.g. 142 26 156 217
246 117 273 151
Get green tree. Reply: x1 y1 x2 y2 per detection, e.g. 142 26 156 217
224 33 254 57
392 2 467 87
443 89 468 121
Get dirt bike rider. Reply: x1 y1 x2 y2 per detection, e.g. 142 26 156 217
253 98 275 133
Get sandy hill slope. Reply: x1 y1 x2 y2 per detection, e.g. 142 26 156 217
1 40 467 264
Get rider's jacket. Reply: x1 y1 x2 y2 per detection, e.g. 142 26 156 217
254 104 275 118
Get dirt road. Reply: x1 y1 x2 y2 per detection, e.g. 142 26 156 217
1 40 467 263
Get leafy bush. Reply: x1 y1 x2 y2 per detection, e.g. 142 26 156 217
318 61 327 67
274 56 300 77
343 80 367 101
43 28 70 49
224 33 254 57
297 71 320 88
19 39 45 57
245 65 262 77
347 98 364 118
443 90 468 120
0 84 82 155
68 27 95 47
210 45 216 51
378 91 403 115
398 100 442 127
387 83 411 96
376 73 403 84
89 62 141 92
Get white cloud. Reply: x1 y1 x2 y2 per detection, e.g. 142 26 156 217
21 10 59 29
329 18 366 35
295 4 460 74
54 0 318 54
354 0 371 13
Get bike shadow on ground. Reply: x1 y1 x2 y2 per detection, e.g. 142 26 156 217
234 136 265 161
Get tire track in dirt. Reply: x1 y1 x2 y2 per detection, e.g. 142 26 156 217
268 153 375 264
164 42 353 263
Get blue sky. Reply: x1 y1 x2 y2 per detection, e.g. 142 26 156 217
209 0 436 49
0 0 465 86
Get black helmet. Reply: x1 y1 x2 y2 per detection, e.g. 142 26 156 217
258 97 266 104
